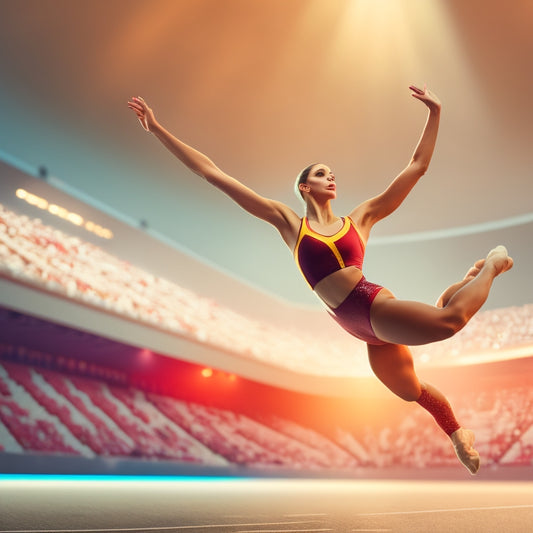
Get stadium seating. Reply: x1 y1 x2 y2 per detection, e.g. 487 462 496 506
3 203 533 376
1 203 533 473
1 355 532 470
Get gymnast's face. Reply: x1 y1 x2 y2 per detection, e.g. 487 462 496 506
299 164 337 200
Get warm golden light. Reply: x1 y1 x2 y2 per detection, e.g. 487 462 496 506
201 368 213 378
15 188 113 239
16 188 49 210
67 213 84 226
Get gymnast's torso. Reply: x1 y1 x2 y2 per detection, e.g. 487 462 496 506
293 215 368 308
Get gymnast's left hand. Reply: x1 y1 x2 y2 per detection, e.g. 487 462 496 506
409 84 441 111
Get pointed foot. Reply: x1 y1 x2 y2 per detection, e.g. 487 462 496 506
451 428 480 475
486 245 513 276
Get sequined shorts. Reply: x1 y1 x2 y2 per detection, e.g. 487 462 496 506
326 276 386 345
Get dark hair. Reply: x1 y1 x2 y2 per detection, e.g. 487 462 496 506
294 163 318 200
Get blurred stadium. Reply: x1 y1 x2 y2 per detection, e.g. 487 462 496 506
1 160 532 480
1 1 533 484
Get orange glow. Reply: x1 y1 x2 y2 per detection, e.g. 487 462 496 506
201 368 213 378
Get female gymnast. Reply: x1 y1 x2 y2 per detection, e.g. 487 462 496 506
127 86 513 474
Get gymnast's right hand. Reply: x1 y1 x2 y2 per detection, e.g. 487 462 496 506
127 96 157 132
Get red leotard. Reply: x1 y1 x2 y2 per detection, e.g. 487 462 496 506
294 216 385 345
294 216 365 289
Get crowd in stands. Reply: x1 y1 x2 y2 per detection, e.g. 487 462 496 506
1 346 532 471
2 203 533 377
411 305 533 364
354 384 533 469
0 203 364 375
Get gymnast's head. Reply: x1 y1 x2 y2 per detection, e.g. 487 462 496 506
294 163 336 204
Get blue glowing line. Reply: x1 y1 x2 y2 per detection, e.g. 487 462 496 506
0 474 261 483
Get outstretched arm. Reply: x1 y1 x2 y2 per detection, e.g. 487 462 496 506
127 97 300 247
351 85 441 232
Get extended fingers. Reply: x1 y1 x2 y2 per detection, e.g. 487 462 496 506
127 104 143 114
132 96 147 108
126 96 151 132
127 96 147 110
127 100 147 121
409 85 425 95
127 107 144 121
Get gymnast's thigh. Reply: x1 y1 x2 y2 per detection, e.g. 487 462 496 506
369 290 455 346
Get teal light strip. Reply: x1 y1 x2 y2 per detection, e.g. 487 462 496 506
0 473 251 482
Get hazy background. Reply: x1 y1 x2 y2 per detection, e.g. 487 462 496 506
1 0 532 311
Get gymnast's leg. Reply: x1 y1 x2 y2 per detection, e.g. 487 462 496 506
435 259 485 308
369 246 513 346
367 342 480 474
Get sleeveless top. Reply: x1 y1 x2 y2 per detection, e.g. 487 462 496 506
294 216 366 289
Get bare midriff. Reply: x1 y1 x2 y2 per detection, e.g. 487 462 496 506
313 265 364 309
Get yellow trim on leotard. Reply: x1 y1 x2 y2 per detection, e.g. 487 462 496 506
346 216 367 250
303 216 351 268
294 217 358 270
294 216 364 288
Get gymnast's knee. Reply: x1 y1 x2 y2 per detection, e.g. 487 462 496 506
397 387 422 402
388 380 421 402
437 308 468 340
